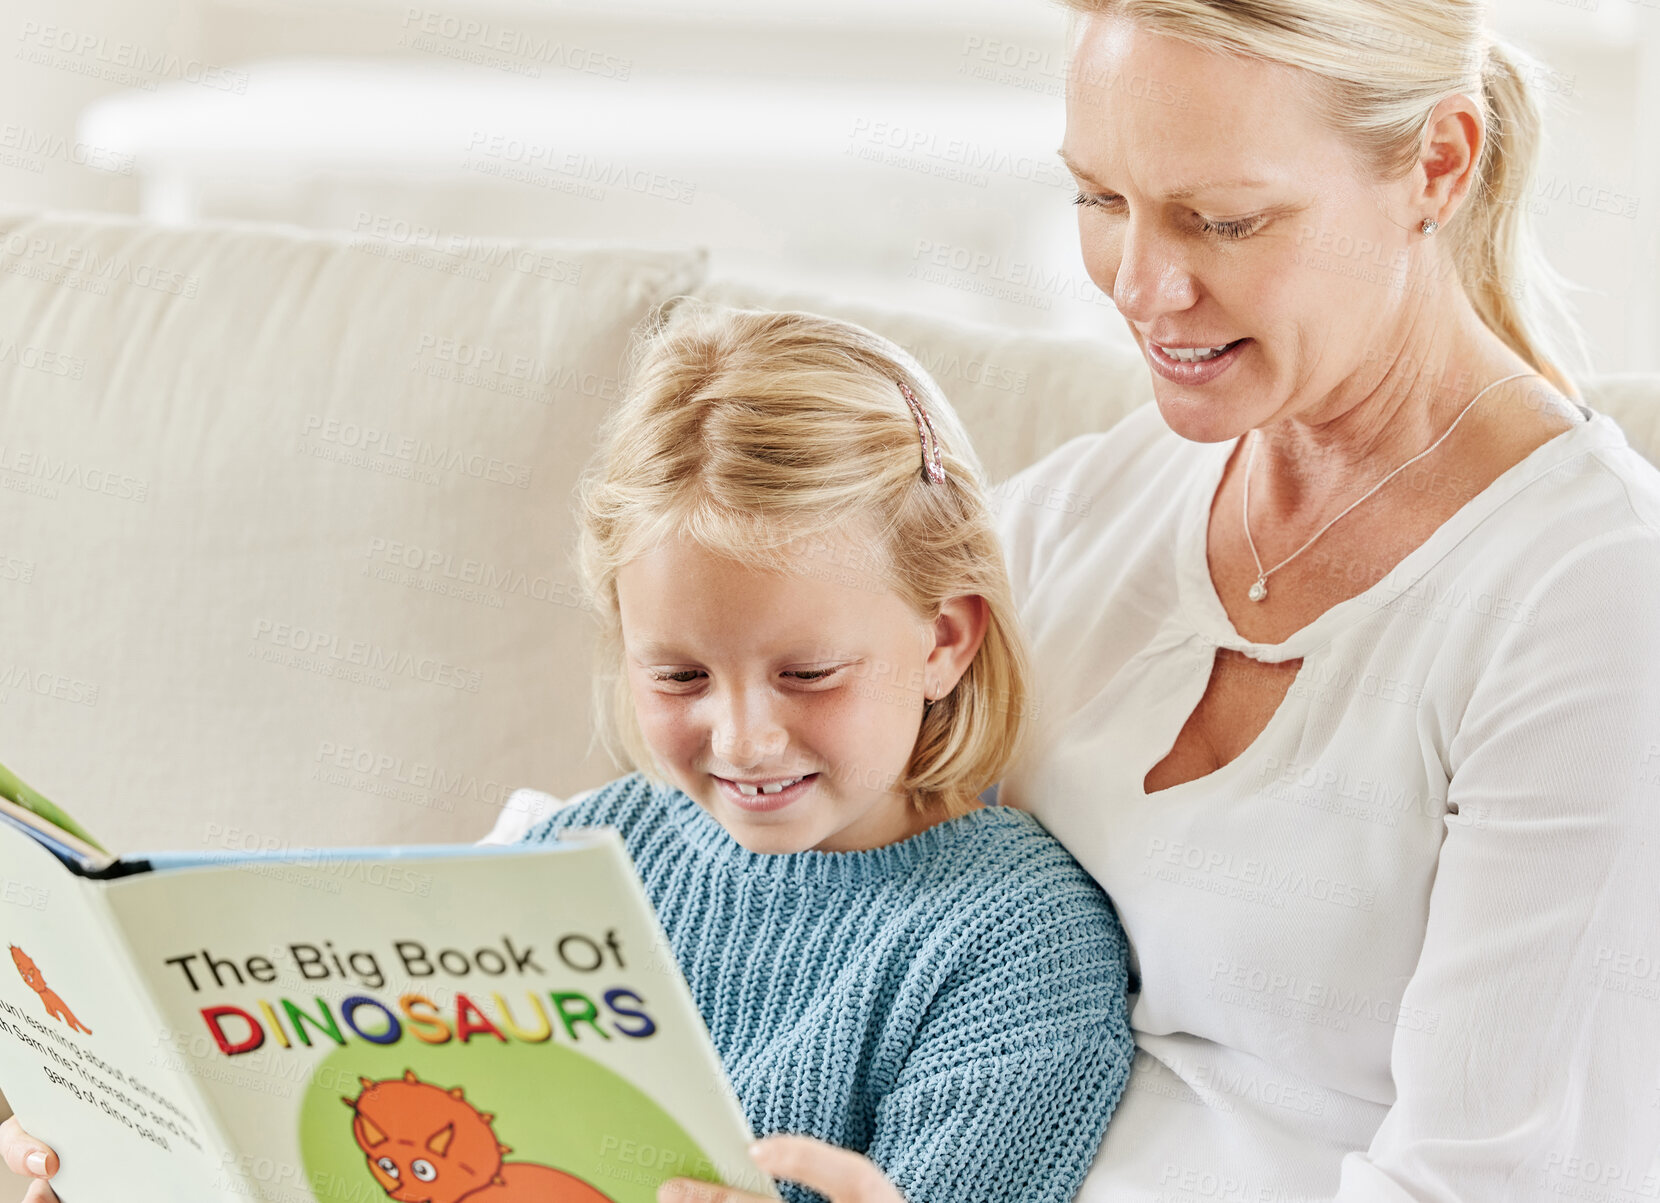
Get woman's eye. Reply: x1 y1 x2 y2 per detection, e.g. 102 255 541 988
1198 216 1262 240
1072 191 1261 241
650 670 702 684
788 668 840 682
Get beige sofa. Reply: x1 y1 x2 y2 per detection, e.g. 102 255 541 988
2 209 1656 858
0 211 1656 1158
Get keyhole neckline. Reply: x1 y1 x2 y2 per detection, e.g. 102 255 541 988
1175 406 1613 663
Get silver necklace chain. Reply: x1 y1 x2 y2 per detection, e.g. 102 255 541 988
1241 371 1542 603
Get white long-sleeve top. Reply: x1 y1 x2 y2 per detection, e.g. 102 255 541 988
990 399 1660 1201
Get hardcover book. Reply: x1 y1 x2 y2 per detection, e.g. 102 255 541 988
0 775 779 1203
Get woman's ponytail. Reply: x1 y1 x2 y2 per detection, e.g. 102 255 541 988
1452 39 1594 398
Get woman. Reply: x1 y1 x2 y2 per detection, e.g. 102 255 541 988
7 1 1657 1200
667 2 1657 1197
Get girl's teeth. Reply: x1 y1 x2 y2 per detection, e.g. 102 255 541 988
1161 342 1237 363
736 776 804 796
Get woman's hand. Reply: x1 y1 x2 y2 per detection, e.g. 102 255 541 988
0 1118 60 1203
657 1134 905 1203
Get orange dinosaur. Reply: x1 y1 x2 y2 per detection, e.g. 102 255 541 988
343 1070 617 1203
9 945 91 1035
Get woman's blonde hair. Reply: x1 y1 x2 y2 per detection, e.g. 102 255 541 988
574 301 1032 819
1059 0 1594 397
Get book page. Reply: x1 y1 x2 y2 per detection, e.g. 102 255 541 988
0 815 229 1201
98 832 779 1203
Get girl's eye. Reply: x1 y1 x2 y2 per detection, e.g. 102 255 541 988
647 668 842 684
1072 191 1262 241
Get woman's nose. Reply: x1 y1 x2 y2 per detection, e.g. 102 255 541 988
1107 218 1198 324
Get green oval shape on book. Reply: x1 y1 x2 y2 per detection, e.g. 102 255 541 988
300 1036 721 1203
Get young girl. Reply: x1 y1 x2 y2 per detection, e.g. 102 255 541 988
514 302 1133 1203
0 303 1130 1203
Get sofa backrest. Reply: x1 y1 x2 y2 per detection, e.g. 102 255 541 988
0 212 703 852
2 214 1655 852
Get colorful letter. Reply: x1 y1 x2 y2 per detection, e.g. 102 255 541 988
399 993 453 1044
453 993 506 1043
549 992 610 1041
202 1005 265 1056
340 995 403 1045
282 997 346 1047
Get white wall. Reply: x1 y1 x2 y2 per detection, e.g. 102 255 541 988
2 0 1655 368
0 0 202 213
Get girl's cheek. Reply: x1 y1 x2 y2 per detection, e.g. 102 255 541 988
632 694 686 749
640 702 687 742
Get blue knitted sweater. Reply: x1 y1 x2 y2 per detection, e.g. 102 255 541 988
519 773 1133 1203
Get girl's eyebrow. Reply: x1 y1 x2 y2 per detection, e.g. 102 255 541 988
1057 147 1271 201
631 642 700 660
631 642 852 661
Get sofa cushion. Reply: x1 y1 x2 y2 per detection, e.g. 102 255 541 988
0 212 705 852
1580 373 1660 469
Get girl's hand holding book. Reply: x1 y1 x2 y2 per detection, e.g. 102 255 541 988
658 1134 906 1203
0 1117 59 1203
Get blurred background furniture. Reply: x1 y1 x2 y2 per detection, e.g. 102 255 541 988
2 0 1658 361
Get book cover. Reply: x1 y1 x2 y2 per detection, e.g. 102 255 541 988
0 781 780 1203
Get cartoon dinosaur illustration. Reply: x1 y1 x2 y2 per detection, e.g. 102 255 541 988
343 1070 618 1203
9 945 92 1035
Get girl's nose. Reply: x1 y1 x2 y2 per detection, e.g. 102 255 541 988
711 695 789 768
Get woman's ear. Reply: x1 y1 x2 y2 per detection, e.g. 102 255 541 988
1415 93 1486 219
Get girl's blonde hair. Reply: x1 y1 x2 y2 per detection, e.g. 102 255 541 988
1060 0 1594 397
574 301 1032 819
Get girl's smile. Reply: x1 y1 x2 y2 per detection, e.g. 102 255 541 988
711 772 821 812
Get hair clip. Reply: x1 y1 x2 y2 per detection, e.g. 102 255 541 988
897 381 946 485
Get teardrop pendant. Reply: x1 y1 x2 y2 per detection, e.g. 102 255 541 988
1248 578 1268 603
